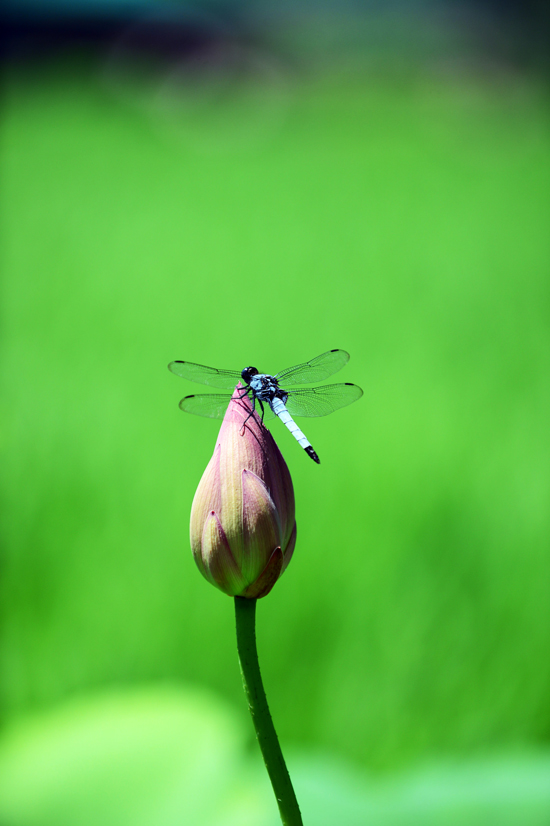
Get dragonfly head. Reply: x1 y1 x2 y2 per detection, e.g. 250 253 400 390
241 366 259 384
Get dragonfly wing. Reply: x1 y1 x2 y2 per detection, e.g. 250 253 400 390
168 360 241 390
275 349 350 386
178 393 233 419
284 383 363 418
262 404 277 422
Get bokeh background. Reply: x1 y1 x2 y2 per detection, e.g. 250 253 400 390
2 1 550 824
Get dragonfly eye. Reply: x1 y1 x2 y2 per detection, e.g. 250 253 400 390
241 366 258 384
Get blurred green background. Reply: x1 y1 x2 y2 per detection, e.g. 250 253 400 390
2 2 550 823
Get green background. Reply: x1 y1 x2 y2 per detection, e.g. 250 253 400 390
2 44 550 825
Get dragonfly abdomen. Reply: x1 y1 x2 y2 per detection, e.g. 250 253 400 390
270 397 320 464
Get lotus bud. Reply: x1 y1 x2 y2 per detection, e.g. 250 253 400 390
190 385 297 599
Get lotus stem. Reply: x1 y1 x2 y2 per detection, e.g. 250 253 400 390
234 596 303 826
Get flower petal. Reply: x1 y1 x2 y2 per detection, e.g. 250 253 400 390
190 444 222 555
241 469 281 583
241 546 284 599
200 511 246 595
281 521 297 574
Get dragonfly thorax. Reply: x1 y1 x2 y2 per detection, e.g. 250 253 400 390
249 373 281 402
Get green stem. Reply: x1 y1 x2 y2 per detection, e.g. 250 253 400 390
234 596 303 826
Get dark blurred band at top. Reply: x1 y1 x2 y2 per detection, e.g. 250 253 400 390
2 0 550 78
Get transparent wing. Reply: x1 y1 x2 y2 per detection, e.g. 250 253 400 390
263 406 277 422
284 383 363 418
178 393 233 419
275 349 350 387
168 360 241 390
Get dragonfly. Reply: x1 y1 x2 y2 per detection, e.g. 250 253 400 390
168 349 362 464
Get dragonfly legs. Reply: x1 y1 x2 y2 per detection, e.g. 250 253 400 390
240 393 266 433
235 386 265 424
236 386 254 431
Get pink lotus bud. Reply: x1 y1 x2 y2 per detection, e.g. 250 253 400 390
190 385 297 599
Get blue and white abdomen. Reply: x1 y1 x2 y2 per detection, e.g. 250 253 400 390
270 396 320 464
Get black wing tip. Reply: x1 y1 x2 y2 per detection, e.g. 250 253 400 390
168 360 184 371
305 446 321 464
178 394 196 408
